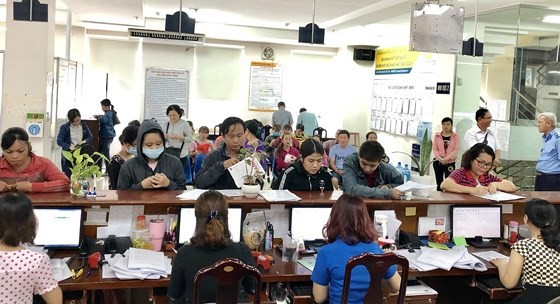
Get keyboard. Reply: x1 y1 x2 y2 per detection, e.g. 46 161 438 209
291 283 313 296
304 239 327 253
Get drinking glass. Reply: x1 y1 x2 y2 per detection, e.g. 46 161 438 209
319 180 325 195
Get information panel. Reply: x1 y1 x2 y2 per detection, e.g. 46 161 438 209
248 62 282 111
144 68 189 122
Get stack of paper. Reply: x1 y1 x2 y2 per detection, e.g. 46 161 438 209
396 250 438 272
415 246 487 272
104 248 172 280
475 191 525 202
50 258 73 281
258 190 301 202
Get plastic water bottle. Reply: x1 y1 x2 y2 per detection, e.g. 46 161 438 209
402 164 411 182
395 162 403 175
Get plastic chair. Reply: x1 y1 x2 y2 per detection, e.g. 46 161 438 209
313 127 328 140
341 252 409 304
193 154 206 179
184 156 193 185
193 258 261 304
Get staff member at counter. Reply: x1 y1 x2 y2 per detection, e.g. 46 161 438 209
441 143 516 195
117 120 186 190
0 127 69 193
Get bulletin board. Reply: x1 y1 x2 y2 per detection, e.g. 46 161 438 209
370 46 437 138
248 62 283 111
144 68 189 123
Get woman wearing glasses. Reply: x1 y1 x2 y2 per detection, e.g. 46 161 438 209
440 143 516 195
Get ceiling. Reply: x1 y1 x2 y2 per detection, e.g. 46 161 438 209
7 0 560 46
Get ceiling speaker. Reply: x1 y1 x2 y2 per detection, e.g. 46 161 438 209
298 23 325 44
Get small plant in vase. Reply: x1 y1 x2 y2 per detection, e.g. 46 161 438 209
238 143 266 198
62 147 108 198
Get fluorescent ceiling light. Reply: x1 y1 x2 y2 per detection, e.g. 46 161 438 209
202 43 245 49
291 49 337 56
548 71 560 74
543 15 560 24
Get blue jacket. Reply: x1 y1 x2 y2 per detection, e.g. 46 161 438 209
97 110 116 138
56 121 93 151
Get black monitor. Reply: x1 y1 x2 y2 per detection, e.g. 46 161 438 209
34 207 83 249
450 205 502 247
289 207 332 241
177 207 242 245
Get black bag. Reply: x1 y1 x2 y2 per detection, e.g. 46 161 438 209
112 110 121 125
165 147 182 159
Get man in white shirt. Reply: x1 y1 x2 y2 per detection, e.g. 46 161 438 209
464 108 501 166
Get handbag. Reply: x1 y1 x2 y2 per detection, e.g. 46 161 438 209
165 123 184 158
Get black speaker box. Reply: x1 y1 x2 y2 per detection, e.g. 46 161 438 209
462 38 484 57
165 11 196 34
298 23 325 44
353 49 375 61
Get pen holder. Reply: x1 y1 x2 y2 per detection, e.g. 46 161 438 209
428 230 450 244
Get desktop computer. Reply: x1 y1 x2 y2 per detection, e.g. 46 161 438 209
177 207 242 246
450 205 502 248
34 207 83 251
289 207 332 252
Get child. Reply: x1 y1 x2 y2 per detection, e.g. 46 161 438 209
275 133 300 173
194 126 214 155
0 192 62 303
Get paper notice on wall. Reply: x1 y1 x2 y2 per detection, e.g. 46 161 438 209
489 121 510 152
487 99 507 121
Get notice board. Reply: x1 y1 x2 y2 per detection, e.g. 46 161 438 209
248 62 282 111
144 68 189 122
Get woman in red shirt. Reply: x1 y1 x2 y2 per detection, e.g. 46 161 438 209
0 127 69 193
275 133 300 173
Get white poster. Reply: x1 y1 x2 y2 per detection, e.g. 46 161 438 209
248 62 283 111
144 68 189 123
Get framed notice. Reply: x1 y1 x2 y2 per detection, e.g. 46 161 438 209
248 62 282 111
144 68 189 123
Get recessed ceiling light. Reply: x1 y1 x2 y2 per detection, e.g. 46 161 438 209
543 15 560 24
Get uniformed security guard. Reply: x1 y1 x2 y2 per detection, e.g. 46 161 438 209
535 112 560 191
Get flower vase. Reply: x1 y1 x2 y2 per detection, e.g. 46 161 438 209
70 175 86 198
241 184 260 198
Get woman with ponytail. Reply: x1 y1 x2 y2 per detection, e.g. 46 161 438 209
167 191 254 303
491 198 560 303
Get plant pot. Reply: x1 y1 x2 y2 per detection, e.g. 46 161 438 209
241 184 260 199
410 175 435 197
70 175 87 198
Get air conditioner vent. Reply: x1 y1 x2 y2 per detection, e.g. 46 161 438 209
128 28 205 43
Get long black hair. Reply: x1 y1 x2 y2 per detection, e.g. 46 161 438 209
525 198 560 252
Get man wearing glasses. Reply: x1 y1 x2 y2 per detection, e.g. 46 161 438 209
535 113 560 191
440 143 516 195
464 108 501 167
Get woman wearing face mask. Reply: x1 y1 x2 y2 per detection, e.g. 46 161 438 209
117 120 186 190
108 125 138 190
273 139 335 191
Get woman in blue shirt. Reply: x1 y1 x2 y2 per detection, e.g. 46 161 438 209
311 194 401 303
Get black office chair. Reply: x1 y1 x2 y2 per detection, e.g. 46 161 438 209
193 258 261 304
341 252 409 304
313 127 327 140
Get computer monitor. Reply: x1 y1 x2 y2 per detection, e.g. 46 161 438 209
450 205 502 243
177 207 242 245
34 207 83 249
289 207 332 241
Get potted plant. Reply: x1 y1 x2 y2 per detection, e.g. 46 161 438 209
62 147 108 197
238 143 266 198
393 128 435 197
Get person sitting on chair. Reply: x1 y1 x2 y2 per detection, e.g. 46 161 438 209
167 191 254 304
311 194 401 303
440 143 516 195
108 125 138 190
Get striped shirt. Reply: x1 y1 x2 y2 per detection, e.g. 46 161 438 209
448 167 501 187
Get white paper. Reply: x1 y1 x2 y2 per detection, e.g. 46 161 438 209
217 189 244 197
329 190 344 201
476 191 525 202
258 190 301 202
50 258 73 281
472 251 509 262
298 257 316 271
417 246 466 271
396 181 436 192
127 248 166 273
453 248 488 271
85 208 108 225
396 249 438 272
406 281 438 296
227 156 266 188
176 189 207 199
417 217 446 236
108 206 135 237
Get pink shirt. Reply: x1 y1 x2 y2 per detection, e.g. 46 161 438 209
0 249 58 303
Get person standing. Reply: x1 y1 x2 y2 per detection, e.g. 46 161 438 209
432 117 460 191
164 105 193 168
56 108 93 177
272 101 293 129
464 108 500 167
94 99 118 174
535 112 560 191
297 108 319 136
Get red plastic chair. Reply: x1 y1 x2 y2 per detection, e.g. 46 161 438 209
341 252 409 304
193 258 261 304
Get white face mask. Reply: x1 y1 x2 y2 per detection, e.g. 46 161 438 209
143 147 164 159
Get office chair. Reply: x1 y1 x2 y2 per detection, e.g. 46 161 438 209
193 258 262 304
193 154 206 179
341 252 409 304
208 124 220 141
313 127 327 140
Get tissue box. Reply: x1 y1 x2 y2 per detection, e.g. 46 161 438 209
428 230 450 244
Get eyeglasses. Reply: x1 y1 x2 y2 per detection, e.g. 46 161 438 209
475 158 493 168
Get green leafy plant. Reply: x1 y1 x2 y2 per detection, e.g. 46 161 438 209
238 143 266 185
393 128 434 176
62 147 108 180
